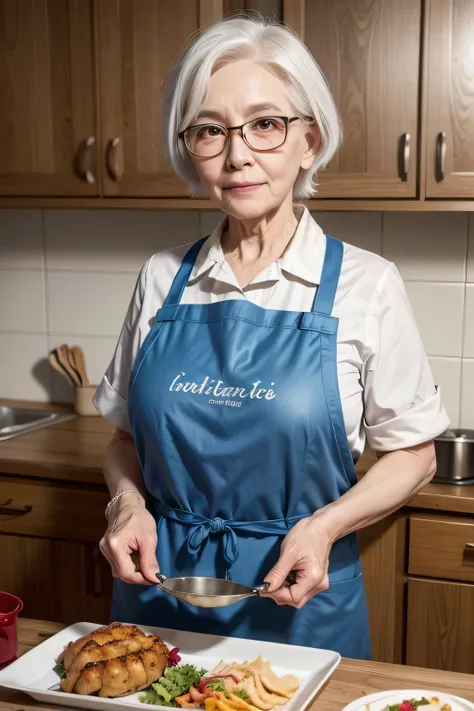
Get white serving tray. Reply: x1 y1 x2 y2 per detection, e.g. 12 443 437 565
0 622 340 711
341 689 474 711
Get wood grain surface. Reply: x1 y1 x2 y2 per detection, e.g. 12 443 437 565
0 618 474 711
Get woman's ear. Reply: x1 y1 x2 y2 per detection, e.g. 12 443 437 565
300 122 321 170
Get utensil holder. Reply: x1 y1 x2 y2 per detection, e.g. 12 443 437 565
74 385 98 416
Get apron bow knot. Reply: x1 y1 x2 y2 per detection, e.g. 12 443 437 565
154 501 305 573
209 517 225 533
186 517 239 567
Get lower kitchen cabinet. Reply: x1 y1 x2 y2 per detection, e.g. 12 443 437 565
0 533 112 624
358 506 474 671
406 578 474 673
358 513 407 663
0 475 112 624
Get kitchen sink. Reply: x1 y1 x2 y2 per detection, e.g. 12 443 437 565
0 406 75 441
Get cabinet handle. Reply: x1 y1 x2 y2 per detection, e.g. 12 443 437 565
77 136 96 184
399 133 410 181
0 498 32 518
436 131 446 182
107 138 124 181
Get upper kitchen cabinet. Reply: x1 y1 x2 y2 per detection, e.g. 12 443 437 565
284 0 422 199
97 0 222 198
0 0 98 196
424 0 474 198
224 0 282 16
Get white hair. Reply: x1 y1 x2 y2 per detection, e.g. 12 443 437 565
162 13 342 199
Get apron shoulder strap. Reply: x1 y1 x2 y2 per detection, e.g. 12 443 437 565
161 236 209 310
312 235 344 316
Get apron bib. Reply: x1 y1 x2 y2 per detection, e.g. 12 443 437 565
112 234 371 659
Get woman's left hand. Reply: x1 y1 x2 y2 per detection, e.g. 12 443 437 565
261 517 332 608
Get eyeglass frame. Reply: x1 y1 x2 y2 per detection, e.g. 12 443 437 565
178 115 308 158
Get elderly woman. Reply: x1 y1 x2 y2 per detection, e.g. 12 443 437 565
94 14 449 659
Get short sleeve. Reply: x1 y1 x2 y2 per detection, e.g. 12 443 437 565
362 263 450 452
93 259 150 432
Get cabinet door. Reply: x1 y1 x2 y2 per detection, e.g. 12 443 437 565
358 512 407 663
224 1 282 15
406 577 474 673
0 534 112 625
98 0 222 198
424 0 474 197
0 0 98 196
284 0 421 198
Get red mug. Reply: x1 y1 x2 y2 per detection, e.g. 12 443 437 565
0 592 23 669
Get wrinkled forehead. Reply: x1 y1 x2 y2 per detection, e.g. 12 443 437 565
184 59 295 126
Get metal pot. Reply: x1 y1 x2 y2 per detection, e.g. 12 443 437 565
433 429 474 484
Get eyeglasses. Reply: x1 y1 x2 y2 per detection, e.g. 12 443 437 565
179 116 302 158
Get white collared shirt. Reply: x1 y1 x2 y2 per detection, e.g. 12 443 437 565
94 207 449 457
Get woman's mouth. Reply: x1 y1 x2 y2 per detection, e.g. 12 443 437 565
224 183 264 194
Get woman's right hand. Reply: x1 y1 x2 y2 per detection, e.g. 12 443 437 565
99 493 160 585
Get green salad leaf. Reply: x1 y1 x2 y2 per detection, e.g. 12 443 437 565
140 664 207 707
53 663 66 680
233 689 250 701
207 681 226 693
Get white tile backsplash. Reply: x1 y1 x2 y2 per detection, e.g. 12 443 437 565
463 284 474 357
0 208 472 422
428 357 461 428
200 211 224 237
460 359 474 429
383 212 468 282
405 282 465 357
313 212 382 254
0 333 50 400
0 270 46 333
45 210 199 273
47 271 138 337
468 215 474 283
0 210 44 269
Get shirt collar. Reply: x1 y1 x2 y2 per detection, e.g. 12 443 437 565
188 205 327 286
188 218 227 283
279 206 326 285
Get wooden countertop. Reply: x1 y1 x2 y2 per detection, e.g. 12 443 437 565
0 618 473 711
0 400 112 486
1 400 474 514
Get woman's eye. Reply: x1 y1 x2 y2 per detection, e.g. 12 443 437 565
255 118 277 131
198 125 224 139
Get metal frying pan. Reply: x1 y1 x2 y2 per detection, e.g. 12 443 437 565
155 572 297 608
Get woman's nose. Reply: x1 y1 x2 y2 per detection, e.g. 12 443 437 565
226 130 254 170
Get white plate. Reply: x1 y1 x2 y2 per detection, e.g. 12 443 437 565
341 689 474 711
0 622 340 711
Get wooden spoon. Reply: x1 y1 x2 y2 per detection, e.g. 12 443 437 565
71 346 89 386
48 351 79 387
66 346 83 386
55 345 82 387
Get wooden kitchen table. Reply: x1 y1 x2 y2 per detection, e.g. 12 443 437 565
0 620 473 711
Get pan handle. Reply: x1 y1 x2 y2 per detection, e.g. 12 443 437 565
156 573 167 586
255 570 298 593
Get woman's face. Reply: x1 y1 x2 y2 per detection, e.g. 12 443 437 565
186 60 318 220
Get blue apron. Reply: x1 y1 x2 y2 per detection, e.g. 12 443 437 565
112 233 371 660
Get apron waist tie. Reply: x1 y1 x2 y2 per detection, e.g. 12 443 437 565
155 501 306 568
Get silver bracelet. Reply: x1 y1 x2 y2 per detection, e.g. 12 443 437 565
105 488 145 520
